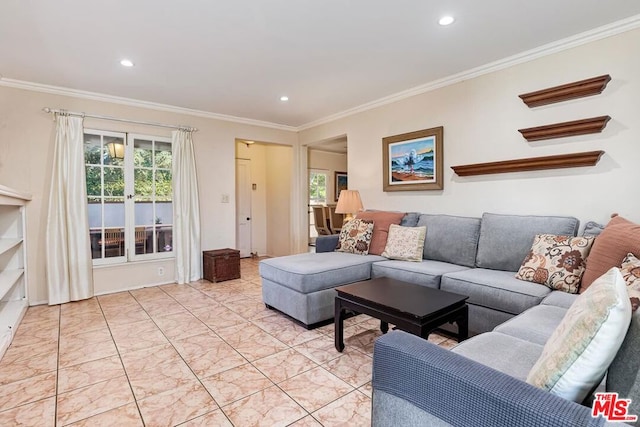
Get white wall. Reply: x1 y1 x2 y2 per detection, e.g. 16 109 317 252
308 150 348 203
0 86 297 304
299 28 640 229
266 145 293 257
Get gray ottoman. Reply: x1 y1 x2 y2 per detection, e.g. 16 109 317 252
260 252 386 327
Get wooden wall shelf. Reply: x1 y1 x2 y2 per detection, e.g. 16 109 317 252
451 150 605 176
518 116 610 141
519 75 611 107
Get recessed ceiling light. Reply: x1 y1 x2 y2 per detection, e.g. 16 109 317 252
438 16 455 26
120 59 134 67
280 96 289 102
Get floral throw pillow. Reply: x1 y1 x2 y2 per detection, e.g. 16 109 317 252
621 252 640 299
381 224 427 262
515 234 595 294
335 218 374 255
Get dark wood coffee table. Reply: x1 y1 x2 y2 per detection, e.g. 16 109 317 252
334 277 469 352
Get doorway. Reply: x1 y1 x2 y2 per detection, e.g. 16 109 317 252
235 140 294 258
308 169 329 245
306 136 348 248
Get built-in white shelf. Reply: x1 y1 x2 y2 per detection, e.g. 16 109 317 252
0 299 28 357
0 184 30 359
0 269 24 300
0 238 22 258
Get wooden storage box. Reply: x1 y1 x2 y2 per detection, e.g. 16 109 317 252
203 248 240 282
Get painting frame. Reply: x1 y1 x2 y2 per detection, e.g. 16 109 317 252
334 171 348 201
382 126 443 192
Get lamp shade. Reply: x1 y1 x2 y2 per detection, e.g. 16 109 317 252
335 190 364 216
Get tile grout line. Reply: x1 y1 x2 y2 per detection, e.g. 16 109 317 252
133 284 241 425
5 260 374 426
95 292 148 426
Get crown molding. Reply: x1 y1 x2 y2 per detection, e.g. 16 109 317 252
298 14 640 131
2 14 639 133
0 78 297 132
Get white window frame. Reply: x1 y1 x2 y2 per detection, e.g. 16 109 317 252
126 133 174 262
85 129 174 266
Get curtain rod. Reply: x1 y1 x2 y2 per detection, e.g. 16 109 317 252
42 107 198 132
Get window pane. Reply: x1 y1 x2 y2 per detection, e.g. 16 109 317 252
134 201 153 226
104 167 124 197
84 134 101 165
88 199 102 259
155 170 172 201
155 142 172 169
103 228 124 258
103 198 125 228
134 226 150 255
156 202 172 226
104 136 124 166
86 166 102 196
134 139 153 167
157 225 172 252
135 169 153 197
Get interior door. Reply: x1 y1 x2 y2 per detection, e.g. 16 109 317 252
236 158 252 258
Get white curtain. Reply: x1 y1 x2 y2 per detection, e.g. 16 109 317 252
46 114 94 305
172 129 201 284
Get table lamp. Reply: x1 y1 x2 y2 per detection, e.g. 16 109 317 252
335 190 364 223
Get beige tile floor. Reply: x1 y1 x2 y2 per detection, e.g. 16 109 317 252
0 257 457 426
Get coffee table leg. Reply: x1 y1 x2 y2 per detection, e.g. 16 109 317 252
380 321 389 334
335 298 345 352
457 305 469 342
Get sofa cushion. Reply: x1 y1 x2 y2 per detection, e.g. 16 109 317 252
475 213 579 272
417 214 481 268
515 234 595 294
540 291 578 309
494 305 568 345
259 252 386 293
582 220 605 237
381 224 426 262
356 211 406 255
336 218 374 255
400 212 421 227
526 267 632 403
621 252 640 299
452 332 543 381
441 269 551 315
581 215 640 292
372 260 469 289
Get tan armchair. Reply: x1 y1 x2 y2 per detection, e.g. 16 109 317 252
328 205 345 234
312 205 332 235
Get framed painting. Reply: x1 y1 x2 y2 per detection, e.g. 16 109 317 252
335 171 347 201
382 126 443 191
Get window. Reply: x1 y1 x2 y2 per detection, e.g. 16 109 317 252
84 130 173 264
309 170 328 205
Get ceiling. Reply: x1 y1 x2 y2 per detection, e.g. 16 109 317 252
2 1 640 128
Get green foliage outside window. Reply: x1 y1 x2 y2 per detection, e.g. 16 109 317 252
309 172 327 204
84 141 172 201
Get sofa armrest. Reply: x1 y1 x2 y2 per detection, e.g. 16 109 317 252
373 331 605 427
315 235 339 253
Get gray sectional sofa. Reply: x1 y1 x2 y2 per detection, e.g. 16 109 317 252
260 210 639 425
371 290 640 427
260 212 581 333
